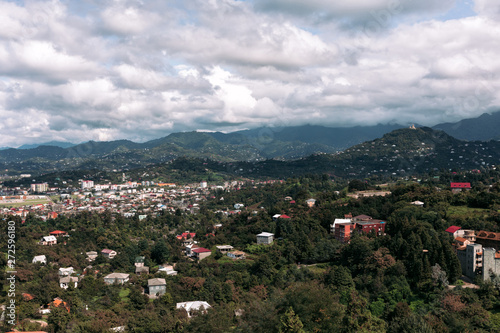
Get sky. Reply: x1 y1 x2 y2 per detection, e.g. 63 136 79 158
0 0 499 147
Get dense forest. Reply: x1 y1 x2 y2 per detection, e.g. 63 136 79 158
3 173 500 332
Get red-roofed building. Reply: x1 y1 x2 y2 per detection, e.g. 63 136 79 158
176 232 196 240
280 214 291 219
192 247 212 260
101 249 117 259
445 226 462 238
49 230 68 237
451 182 471 193
22 293 35 301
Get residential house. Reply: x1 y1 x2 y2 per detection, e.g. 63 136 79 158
148 278 167 297
39 297 70 314
186 244 199 256
59 267 75 276
446 226 462 238
192 247 212 261
228 250 246 260
50 230 68 237
176 301 212 318
451 182 471 193
104 273 130 285
306 198 316 207
216 245 234 254
256 232 274 245
59 276 78 289
32 255 47 264
39 235 57 246
86 251 98 261
135 256 145 267
22 293 34 301
135 266 150 275
177 232 196 246
158 264 178 275
272 214 291 221
101 249 117 259
410 201 424 207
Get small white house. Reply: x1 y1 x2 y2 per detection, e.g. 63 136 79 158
86 251 98 261
216 245 234 254
101 249 117 259
234 203 244 209
256 232 274 245
40 235 57 246
32 255 47 264
104 273 129 285
159 264 178 275
59 276 78 289
59 267 75 276
176 301 212 318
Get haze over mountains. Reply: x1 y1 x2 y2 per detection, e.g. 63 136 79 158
4 111 500 151
2 112 500 175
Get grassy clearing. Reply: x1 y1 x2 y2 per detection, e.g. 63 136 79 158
119 288 130 302
0 199 51 208
447 205 490 217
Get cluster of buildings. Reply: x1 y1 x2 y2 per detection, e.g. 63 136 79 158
330 214 386 243
448 226 500 281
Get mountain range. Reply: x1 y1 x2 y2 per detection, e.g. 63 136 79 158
2 112 500 175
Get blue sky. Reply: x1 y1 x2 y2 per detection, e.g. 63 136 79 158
0 0 499 146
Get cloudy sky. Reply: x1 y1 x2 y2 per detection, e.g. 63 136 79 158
1 0 499 147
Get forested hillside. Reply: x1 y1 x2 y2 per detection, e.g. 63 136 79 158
3 174 500 332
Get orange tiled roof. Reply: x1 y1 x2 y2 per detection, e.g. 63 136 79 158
477 231 500 241
50 298 70 313
22 293 35 301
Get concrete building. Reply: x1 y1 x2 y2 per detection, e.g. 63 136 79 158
81 180 94 189
32 255 47 264
457 243 483 280
192 248 212 261
148 278 167 297
31 183 48 193
104 273 130 285
59 267 75 276
335 223 355 243
40 235 57 246
483 247 500 280
60 276 78 289
256 232 274 245
228 250 246 260
101 249 117 259
216 245 234 254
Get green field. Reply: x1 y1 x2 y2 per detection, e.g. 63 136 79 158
0 198 51 208
447 205 490 217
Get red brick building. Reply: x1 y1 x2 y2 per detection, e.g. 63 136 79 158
334 215 386 243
